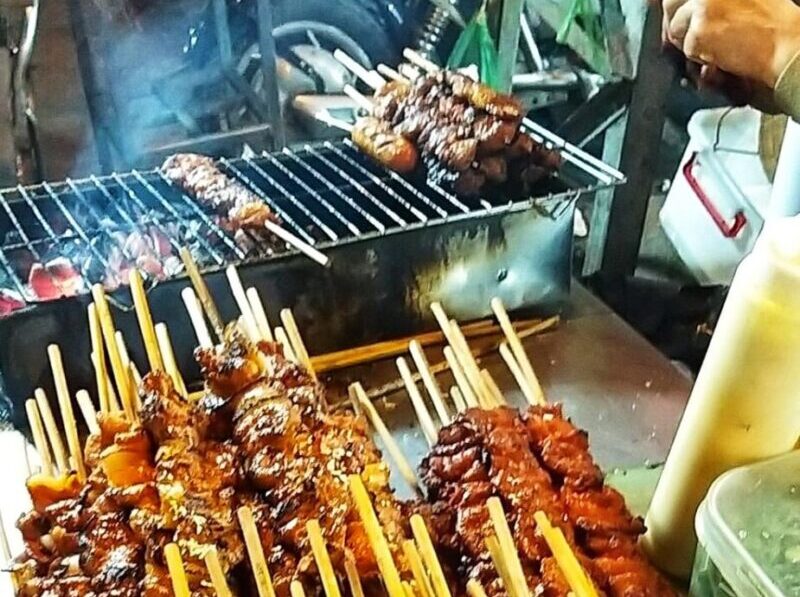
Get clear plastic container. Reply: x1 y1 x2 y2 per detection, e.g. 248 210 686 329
690 451 800 597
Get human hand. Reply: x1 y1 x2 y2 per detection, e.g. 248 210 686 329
662 0 800 89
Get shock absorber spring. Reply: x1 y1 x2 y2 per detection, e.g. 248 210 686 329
413 4 451 62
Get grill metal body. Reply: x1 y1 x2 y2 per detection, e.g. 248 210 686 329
0 136 622 426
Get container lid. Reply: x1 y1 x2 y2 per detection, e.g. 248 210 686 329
696 451 800 596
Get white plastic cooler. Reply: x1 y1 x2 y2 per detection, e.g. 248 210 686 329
660 108 772 286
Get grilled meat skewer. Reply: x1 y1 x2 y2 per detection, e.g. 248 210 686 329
351 117 419 174
162 153 278 231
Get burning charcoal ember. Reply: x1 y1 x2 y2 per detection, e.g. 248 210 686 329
28 258 83 301
0 288 25 316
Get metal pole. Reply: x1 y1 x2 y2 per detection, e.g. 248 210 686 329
496 0 524 93
256 0 286 148
600 4 675 276
770 119 800 217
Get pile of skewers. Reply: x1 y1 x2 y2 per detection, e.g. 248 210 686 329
327 51 561 199
4 255 676 596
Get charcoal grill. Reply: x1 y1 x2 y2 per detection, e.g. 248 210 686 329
0 132 623 428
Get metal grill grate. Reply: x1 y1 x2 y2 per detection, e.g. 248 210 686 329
0 135 618 314
0 141 507 307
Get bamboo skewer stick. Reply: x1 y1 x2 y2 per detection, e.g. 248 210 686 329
76 390 100 435
0 511 11 562
402 48 440 74
403 540 435 597
467 579 495 597
310 317 554 373
491 298 545 406
480 369 506 407
377 63 407 83
25 399 53 476
485 535 523 597
466 580 489 597
442 347 478 408
247 287 274 342
88 303 110 414
397 357 438 446
351 383 420 494
179 247 225 339
226 266 260 343
115 332 133 379
409 515 452 597
487 498 530 597
204 546 234 597
499 343 536 406
448 322 492 407
449 386 467 413
364 318 560 402
92 284 136 420
264 220 330 267
48 345 87 482
343 84 375 111
34 388 68 473
92 351 121 413
290 581 307 597
0 511 17 591
130 361 143 390
280 309 316 381
534 512 598 597
274 327 297 363
348 475 405 597
164 543 191 597
156 323 187 398
333 49 386 89
181 287 213 349
344 552 366 597
409 340 450 426
402 581 417 597
129 269 164 372
237 506 277 597
430 303 488 404
314 110 355 133
306 520 342 597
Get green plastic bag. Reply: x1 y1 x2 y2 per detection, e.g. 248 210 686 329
557 0 607 68
447 0 501 90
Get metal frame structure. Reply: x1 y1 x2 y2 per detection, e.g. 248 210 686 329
66 0 284 173
521 0 675 278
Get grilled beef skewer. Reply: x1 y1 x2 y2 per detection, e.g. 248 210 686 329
195 329 409 594
420 407 600 597
422 406 677 597
522 405 677 596
355 70 561 198
162 153 278 232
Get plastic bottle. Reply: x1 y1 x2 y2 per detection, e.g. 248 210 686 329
643 216 800 579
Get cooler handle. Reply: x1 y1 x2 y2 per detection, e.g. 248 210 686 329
683 152 747 238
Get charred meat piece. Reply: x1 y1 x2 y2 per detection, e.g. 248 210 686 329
141 371 245 589
161 153 278 232
219 333 408 589
195 326 266 397
444 71 523 120
25 473 83 514
351 117 419 174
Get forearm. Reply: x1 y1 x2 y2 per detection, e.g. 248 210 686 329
775 49 800 121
